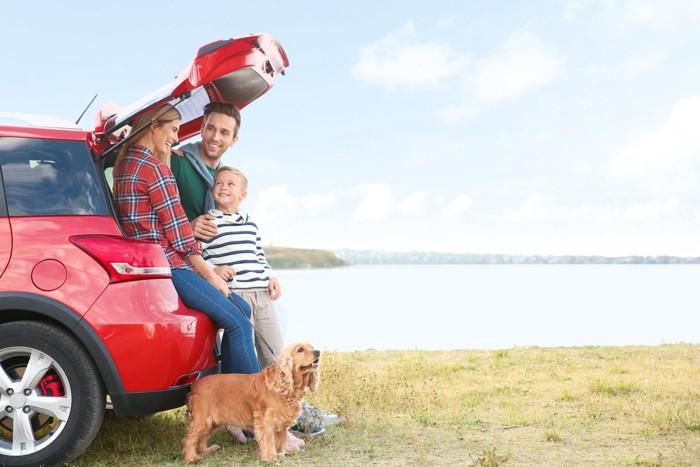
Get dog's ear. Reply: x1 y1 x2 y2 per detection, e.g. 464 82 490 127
279 353 294 384
307 369 319 392
266 348 295 395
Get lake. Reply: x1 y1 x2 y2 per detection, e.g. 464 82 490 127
275 264 699 351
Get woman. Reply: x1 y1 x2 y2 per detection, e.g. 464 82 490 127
112 103 260 378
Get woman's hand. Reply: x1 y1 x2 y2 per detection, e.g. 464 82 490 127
189 254 230 296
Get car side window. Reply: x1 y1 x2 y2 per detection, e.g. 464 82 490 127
0 137 109 216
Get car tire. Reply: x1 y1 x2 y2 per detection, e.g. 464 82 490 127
0 321 106 466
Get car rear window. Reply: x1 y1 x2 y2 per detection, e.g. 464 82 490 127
0 137 109 216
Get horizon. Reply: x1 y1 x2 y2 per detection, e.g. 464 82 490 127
3 2 700 257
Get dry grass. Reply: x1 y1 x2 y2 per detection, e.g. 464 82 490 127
70 344 700 466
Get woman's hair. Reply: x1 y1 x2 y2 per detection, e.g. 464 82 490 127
214 166 248 190
118 103 181 162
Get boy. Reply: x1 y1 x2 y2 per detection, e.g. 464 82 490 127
202 166 339 439
201 166 283 370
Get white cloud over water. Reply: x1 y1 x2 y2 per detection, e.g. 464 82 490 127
606 96 700 179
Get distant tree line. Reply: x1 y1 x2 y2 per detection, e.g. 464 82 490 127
263 246 700 268
334 249 700 265
265 246 346 269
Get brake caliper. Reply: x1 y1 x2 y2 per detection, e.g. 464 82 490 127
39 372 65 397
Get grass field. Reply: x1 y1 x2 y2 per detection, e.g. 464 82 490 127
70 344 700 466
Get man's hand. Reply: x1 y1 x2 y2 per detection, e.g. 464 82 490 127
191 214 218 240
268 277 282 300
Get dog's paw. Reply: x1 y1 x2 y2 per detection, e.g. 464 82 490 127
183 454 201 464
285 444 301 454
204 444 221 455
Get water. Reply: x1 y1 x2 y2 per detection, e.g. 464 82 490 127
275 264 699 351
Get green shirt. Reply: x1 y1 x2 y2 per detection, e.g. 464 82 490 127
170 154 217 222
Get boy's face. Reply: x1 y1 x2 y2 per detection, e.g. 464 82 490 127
213 171 247 212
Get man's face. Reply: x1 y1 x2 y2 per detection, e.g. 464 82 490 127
199 112 238 166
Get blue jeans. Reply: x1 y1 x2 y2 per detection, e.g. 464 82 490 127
171 268 259 374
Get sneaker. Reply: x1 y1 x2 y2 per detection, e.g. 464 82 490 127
289 417 326 438
302 402 342 427
286 430 306 448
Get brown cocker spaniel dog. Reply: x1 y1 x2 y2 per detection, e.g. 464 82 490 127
182 342 320 463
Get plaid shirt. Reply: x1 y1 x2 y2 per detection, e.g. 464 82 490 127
113 145 201 271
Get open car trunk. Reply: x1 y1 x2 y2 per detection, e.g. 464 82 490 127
91 33 288 158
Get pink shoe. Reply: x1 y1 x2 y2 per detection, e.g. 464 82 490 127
226 425 248 444
286 430 305 448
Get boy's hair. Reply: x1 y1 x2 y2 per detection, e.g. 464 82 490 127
214 166 248 190
203 102 242 138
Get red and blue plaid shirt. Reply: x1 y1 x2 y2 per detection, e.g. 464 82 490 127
113 145 201 271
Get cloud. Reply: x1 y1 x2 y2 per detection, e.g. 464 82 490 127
438 30 563 123
470 31 563 102
585 49 664 82
352 22 465 90
623 198 679 221
300 192 336 210
606 96 700 179
503 193 551 222
253 186 336 222
607 0 700 29
354 182 394 219
440 194 472 217
398 192 429 216
254 185 298 218
354 24 562 122
570 203 620 223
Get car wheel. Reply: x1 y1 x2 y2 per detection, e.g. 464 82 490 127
0 321 105 466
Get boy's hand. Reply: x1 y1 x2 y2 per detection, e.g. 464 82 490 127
268 277 282 300
191 214 218 240
214 265 236 282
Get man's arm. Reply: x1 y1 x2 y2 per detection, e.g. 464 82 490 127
191 213 219 240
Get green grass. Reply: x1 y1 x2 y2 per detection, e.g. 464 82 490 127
69 344 700 466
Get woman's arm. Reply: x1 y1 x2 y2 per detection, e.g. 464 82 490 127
189 254 230 296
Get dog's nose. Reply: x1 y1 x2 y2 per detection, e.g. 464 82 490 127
313 349 321 359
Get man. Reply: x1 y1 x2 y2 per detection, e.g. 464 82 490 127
171 101 240 240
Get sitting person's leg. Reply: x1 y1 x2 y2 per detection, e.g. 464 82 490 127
171 268 259 374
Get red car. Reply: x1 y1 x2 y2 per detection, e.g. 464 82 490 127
0 33 288 466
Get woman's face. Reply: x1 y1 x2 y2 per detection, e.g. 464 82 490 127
153 119 181 157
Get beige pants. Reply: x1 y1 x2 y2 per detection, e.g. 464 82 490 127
235 288 284 369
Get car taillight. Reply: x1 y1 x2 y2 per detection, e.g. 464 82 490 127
71 235 171 283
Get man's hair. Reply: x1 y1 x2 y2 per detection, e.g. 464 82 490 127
203 102 242 137
214 165 248 190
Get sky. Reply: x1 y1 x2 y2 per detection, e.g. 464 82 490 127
3 1 700 256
